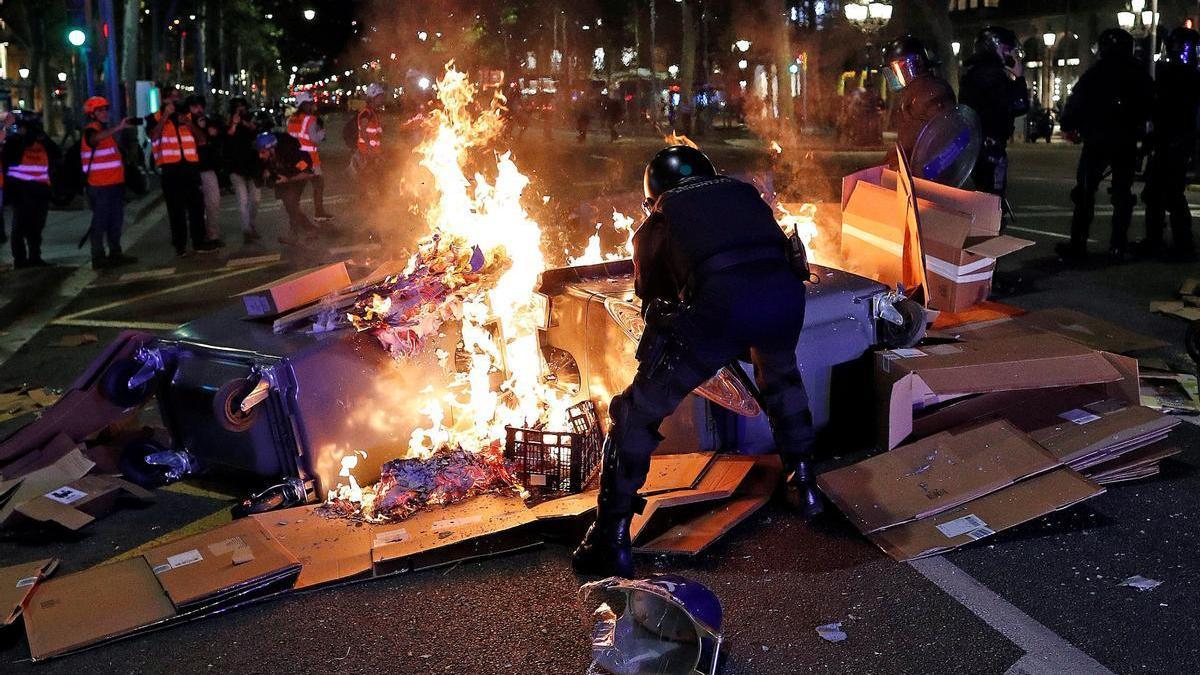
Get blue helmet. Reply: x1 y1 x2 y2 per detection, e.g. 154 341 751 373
255 132 278 152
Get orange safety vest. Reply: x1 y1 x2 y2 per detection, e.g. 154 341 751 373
357 109 383 155
7 141 51 185
82 121 125 187
151 113 199 166
287 113 321 166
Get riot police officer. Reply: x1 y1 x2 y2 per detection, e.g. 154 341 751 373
572 146 824 578
959 26 1030 198
883 35 956 164
1057 28 1154 263
1137 26 1200 262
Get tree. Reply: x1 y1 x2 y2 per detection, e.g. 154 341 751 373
0 0 70 132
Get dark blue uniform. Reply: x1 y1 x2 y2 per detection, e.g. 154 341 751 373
602 175 815 515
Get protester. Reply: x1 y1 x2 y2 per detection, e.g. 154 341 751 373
256 131 316 245
882 35 956 165
959 26 1030 200
81 96 137 270
1057 28 1153 263
1137 26 1200 263
2 111 60 268
148 86 218 257
352 83 386 203
186 95 225 248
225 98 262 244
287 91 333 223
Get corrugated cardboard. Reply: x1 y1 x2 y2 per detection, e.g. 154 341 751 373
142 517 301 609
840 165 1030 312
818 420 1060 534
1028 404 1179 470
371 493 539 574
240 262 351 317
12 474 154 531
639 452 716 495
252 505 382 590
876 334 1127 449
631 455 756 544
869 468 1103 561
0 449 95 528
944 308 1168 355
22 557 176 661
0 558 57 627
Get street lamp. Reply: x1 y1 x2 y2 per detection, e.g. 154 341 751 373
303 9 316 21
1043 32 1056 48
734 39 751 53
67 29 87 47
844 0 892 31
668 64 679 77
57 72 68 82
951 41 961 56
1117 2 1157 37
18 67 30 79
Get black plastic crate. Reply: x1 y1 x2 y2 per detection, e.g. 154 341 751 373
505 400 603 494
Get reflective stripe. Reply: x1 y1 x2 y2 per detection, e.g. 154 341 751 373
84 160 124 171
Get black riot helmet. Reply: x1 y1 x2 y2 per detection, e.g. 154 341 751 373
1096 28 1135 61
974 26 1020 58
1164 26 1200 67
643 145 717 201
882 35 933 92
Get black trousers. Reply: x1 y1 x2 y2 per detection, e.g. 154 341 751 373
160 164 206 253
8 180 50 264
971 140 1009 200
1142 141 1196 254
1069 140 1138 251
603 264 814 515
275 180 314 234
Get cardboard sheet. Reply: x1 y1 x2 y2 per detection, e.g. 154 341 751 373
869 468 1103 561
371 494 539 574
819 420 1060 533
0 558 57 627
527 489 599 520
12 474 154 531
252 506 379 589
636 455 781 556
631 455 756 543
142 517 301 609
23 557 176 661
0 449 96 527
1028 404 1179 469
876 334 1127 449
639 452 716 495
1015 309 1168 355
240 262 352 317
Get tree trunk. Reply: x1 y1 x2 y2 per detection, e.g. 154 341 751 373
774 0 793 121
122 0 140 104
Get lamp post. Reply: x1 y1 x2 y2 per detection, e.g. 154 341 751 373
1118 0 1160 75
843 1 893 32
1042 31 1056 110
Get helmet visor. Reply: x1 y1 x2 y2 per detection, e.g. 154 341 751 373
884 54 927 91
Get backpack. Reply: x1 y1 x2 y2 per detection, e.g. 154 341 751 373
342 113 360 149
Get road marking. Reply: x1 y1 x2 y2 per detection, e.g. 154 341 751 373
102 507 233 564
226 253 282 267
909 557 1115 675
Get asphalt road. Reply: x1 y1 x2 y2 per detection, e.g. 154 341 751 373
0 129 1197 674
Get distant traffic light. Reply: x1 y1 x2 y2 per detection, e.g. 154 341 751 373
67 28 87 46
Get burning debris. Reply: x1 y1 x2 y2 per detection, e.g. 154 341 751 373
324 444 521 523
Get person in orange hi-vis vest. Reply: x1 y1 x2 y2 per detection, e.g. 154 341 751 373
81 96 138 270
148 85 219 257
185 94 226 248
288 91 333 223
1 111 60 268
352 83 386 205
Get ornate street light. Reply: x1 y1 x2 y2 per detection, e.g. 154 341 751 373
1117 1 1157 37
844 1 893 32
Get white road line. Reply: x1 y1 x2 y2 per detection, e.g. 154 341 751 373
1005 225 1099 244
909 557 1115 675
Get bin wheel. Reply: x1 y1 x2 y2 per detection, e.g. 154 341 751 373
100 358 156 408
877 298 928 349
118 439 175 488
213 379 261 433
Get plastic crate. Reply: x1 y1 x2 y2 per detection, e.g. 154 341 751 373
505 400 603 494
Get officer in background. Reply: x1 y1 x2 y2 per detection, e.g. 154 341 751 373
2 111 60 268
883 35 956 164
1057 28 1153 263
1137 26 1200 262
572 146 824 578
959 26 1030 199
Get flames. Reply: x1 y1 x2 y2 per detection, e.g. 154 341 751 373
663 132 700 149
568 210 636 266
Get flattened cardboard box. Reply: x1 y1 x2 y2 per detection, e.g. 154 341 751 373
142 517 301 609
869 468 1103 561
632 455 756 544
0 449 95 528
818 420 1060 534
0 558 57 627
252 505 379 589
942 308 1168 355
876 334 1127 449
23 557 176 660
12 474 154 531
240 261 351 317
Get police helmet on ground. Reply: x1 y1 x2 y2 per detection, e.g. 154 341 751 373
1097 28 1135 60
882 35 933 92
643 145 717 201
1165 26 1200 67
974 26 1020 58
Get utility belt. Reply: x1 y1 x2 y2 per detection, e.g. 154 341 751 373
683 243 803 297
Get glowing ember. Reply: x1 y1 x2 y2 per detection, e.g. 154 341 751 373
663 132 699 149
769 140 783 155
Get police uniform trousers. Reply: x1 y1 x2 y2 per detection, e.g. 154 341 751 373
603 261 814 515
1069 140 1138 251
7 179 50 264
1142 139 1196 254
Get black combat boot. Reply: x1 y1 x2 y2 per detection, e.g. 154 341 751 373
571 504 634 578
784 459 825 521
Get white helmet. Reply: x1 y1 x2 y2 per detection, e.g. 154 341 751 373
365 83 385 99
294 91 314 105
